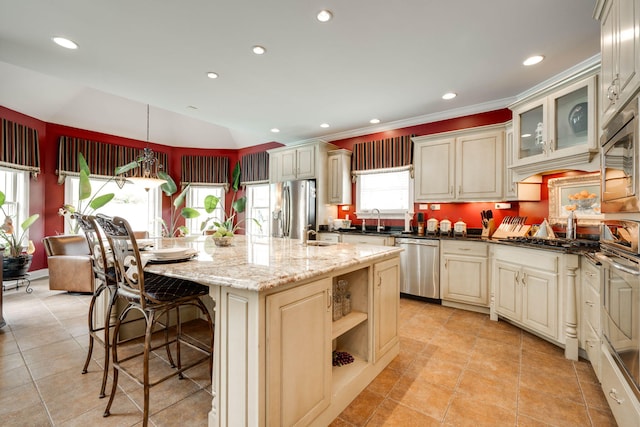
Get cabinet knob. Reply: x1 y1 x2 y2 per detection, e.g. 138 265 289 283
608 389 624 405
585 300 594 307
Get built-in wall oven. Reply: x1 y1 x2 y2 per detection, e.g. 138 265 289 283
598 220 640 401
601 98 640 213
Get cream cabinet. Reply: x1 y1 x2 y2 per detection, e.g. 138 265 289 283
600 345 640 426
580 256 602 380
595 0 640 128
327 149 352 205
503 123 542 201
340 233 395 246
413 125 504 202
266 278 332 426
510 73 599 179
440 240 489 308
373 257 400 362
269 144 316 182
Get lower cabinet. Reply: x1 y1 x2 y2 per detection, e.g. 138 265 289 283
440 240 489 308
373 257 400 361
580 256 602 380
600 344 640 426
266 278 332 427
341 233 395 246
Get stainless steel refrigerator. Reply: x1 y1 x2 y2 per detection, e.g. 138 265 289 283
270 180 316 239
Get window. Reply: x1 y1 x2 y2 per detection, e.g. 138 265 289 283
244 184 270 237
64 176 161 235
186 185 225 235
355 169 413 219
0 167 29 235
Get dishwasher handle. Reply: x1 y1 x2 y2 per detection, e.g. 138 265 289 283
395 238 439 247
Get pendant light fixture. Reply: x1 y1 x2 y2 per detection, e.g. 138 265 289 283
128 105 167 191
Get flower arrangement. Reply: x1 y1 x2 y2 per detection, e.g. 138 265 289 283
0 190 39 257
58 152 137 234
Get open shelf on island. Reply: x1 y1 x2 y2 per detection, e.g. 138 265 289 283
332 354 368 393
332 310 367 340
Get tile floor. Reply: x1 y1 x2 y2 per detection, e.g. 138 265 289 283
1 279 617 426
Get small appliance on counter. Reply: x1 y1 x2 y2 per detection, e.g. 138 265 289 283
453 219 467 237
426 217 439 235
439 219 452 236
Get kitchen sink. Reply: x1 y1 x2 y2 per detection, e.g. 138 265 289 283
306 241 338 247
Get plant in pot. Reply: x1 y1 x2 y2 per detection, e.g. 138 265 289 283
0 190 39 278
156 172 201 243
58 152 138 234
200 163 259 246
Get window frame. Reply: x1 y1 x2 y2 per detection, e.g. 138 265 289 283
0 167 30 239
244 183 270 237
185 184 226 236
354 168 414 220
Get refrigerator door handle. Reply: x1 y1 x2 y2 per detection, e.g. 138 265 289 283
283 184 291 237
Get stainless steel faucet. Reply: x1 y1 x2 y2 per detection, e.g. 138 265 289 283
372 208 384 232
302 224 316 245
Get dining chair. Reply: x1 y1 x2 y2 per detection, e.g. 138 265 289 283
95 214 213 427
76 214 119 398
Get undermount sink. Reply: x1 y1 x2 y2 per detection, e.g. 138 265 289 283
305 241 338 247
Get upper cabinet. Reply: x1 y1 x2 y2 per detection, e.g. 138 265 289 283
413 125 504 202
327 149 352 205
509 73 599 179
595 0 640 128
268 141 337 183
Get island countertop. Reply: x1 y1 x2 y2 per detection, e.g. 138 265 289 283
143 236 402 292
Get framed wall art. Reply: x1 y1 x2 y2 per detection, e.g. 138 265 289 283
548 173 603 226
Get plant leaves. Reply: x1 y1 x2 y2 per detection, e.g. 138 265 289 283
21 214 39 231
204 195 220 214
181 207 201 219
0 190 5 207
79 169 92 201
231 162 241 192
159 171 177 196
232 196 246 213
174 184 190 209
89 193 115 210
78 152 91 176
115 161 139 175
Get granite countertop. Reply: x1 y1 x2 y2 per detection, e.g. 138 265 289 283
143 236 401 292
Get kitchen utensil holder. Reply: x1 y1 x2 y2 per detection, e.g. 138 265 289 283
481 218 496 238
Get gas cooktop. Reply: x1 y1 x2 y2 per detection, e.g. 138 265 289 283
498 236 600 251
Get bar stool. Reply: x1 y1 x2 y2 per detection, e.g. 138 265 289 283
76 214 119 398
95 215 213 426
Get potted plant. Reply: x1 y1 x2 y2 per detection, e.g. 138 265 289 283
156 171 201 243
58 152 138 233
200 163 259 246
0 190 39 278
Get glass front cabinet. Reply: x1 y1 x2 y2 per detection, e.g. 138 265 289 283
510 74 599 179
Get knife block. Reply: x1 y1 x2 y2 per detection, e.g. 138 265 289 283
481 219 496 238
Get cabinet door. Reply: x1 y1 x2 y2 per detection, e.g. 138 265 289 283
521 267 558 339
617 0 640 109
494 260 521 320
456 130 503 200
414 138 455 201
513 99 547 162
373 258 399 361
296 145 316 179
270 151 283 183
266 278 332 426
441 253 488 306
600 0 618 125
280 150 298 181
327 151 352 205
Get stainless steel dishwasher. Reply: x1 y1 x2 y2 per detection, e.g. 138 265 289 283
395 237 440 300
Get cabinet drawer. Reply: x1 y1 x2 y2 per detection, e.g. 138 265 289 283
493 246 558 272
600 346 640 426
583 282 600 332
441 240 487 257
317 232 340 243
583 324 600 380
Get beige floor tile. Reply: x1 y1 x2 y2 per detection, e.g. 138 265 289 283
520 364 583 403
388 375 453 421
444 393 516 426
367 398 441 427
150 389 212 427
518 386 591 427
338 389 385 426
366 366 402 397
456 368 518 411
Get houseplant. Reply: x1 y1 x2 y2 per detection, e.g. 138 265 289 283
157 171 201 239
58 152 138 233
0 190 39 278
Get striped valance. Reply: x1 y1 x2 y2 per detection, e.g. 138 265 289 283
351 134 414 172
181 155 229 185
240 152 269 184
57 136 168 184
0 118 40 178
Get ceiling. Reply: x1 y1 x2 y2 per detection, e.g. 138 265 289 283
0 0 601 149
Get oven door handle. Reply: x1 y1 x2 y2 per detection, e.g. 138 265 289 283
596 253 640 276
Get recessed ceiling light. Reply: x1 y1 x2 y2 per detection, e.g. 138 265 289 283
206 72 219 79
317 10 333 22
521 133 532 138
252 45 266 55
523 55 544 66
52 37 78 50
442 92 457 100
370 118 380 124
320 123 330 128
271 128 280 133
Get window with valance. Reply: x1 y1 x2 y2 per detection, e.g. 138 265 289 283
57 136 168 184
0 118 40 179
240 151 269 185
180 155 229 186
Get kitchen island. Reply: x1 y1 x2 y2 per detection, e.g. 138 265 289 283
145 236 402 427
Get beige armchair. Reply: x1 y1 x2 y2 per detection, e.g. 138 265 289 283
43 235 94 293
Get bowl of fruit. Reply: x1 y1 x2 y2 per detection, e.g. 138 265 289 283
568 190 597 210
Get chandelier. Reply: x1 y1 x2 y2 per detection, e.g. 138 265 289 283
128 105 167 191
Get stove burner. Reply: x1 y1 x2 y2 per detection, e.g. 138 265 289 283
499 236 600 250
